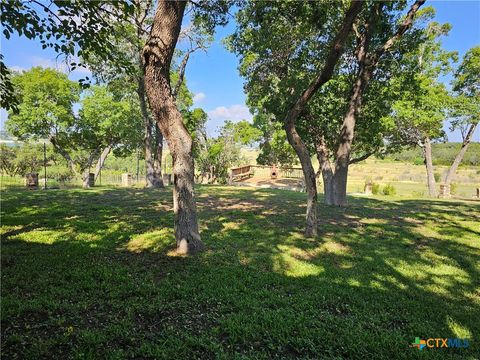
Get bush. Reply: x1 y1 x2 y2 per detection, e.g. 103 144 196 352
382 184 396 196
434 172 441 182
450 183 458 195
413 157 424 166
47 167 75 183
372 183 380 195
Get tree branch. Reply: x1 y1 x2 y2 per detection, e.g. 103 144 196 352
285 0 363 124
370 0 426 66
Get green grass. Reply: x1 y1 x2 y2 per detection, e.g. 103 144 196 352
1 186 479 359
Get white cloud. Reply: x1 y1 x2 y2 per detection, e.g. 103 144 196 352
192 92 206 103
207 104 253 122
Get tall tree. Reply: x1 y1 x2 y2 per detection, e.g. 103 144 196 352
442 46 480 196
6 68 140 188
231 0 364 236
142 0 229 253
1 1 134 111
386 12 456 197
230 1 426 234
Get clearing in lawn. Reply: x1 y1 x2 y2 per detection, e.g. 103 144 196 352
1 186 479 359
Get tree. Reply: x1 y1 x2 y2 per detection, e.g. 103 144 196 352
6 68 140 188
386 13 457 197
79 85 142 183
194 120 258 184
253 113 298 167
230 0 364 236
142 0 229 254
1 1 135 111
442 47 480 196
230 1 425 235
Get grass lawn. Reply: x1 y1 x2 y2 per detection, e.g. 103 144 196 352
1 186 479 359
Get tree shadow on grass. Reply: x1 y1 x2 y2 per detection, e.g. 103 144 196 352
1 186 479 359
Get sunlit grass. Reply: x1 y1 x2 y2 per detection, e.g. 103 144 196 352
1 185 479 359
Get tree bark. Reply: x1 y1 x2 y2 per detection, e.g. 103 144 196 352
332 62 370 206
423 136 437 197
443 123 477 196
94 145 112 181
330 0 425 206
284 121 318 236
137 68 164 188
143 0 203 254
315 135 334 205
282 0 363 236
153 123 164 181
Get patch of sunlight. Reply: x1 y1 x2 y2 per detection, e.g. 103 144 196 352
347 278 361 287
321 241 351 255
222 221 241 231
361 218 388 225
273 246 324 277
12 229 71 244
124 229 173 253
74 232 101 242
369 280 388 290
0 225 22 235
376 274 408 290
447 316 472 339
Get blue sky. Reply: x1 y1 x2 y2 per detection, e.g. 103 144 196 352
1 1 479 141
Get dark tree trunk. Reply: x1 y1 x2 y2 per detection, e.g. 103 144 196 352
315 135 334 205
94 145 111 181
153 123 164 182
143 0 203 254
332 72 368 206
443 123 477 196
423 137 437 197
137 71 164 188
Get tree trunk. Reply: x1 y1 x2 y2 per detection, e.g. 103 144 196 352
143 0 203 254
315 135 334 205
153 123 164 182
137 55 164 188
443 123 477 196
94 145 112 181
423 136 437 197
284 120 318 237
280 1 363 236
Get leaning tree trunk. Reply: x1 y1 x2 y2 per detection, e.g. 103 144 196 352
284 120 318 237
143 0 203 254
423 136 437 197
94 145 112 181
443 123 477 196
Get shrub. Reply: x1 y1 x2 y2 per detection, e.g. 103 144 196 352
450 183 458 195
434 172 441 182
372 183 380 195
413 157 424 166
382 184 396 196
